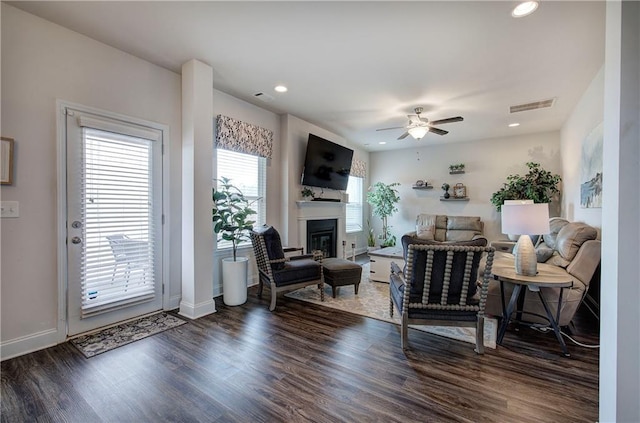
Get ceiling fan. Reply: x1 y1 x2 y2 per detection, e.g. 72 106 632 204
376 107 464 140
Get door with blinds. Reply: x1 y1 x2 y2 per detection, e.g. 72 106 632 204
65 108 163 336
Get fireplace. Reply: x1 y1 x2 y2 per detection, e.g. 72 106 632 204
307 219 337 258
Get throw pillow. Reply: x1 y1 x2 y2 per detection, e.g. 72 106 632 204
535 246 554 263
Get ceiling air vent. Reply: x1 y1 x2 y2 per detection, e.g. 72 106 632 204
510 98 556 113
254 92 274 103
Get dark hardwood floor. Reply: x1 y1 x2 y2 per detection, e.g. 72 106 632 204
1 286 599 423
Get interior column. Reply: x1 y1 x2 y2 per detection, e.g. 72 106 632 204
179 59 216 319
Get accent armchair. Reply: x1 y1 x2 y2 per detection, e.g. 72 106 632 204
250 225 324 311
390 236 495 353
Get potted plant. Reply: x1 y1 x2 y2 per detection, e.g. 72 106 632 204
366 182 400 247
301 187 315 200
490 162 561 212
442 182 451 199
212 177 258 306
366 219 378 252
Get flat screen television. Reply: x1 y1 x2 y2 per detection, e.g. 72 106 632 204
301 134 354 191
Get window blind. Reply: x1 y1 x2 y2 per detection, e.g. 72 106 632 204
80 128 157 316
346 176 363 233
216 149 266 249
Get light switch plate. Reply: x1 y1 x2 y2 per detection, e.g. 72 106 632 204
1 201 19 218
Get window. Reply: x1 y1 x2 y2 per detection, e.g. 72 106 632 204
345 175 363 233
216 149 266 249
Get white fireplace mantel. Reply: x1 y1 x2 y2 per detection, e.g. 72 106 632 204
296 201 346 258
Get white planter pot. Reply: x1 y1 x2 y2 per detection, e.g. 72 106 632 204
222 257 249 306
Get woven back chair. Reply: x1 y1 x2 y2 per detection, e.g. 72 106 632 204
250 225 324 311
390 241 495 353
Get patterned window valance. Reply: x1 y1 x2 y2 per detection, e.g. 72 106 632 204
351 158 366 178
215 115 273 159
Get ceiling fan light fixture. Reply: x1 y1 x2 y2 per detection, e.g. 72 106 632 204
408 127 428 139
512 1 539 18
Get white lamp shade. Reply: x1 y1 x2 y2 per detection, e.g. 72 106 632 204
501 203 550 235
408 127 428 139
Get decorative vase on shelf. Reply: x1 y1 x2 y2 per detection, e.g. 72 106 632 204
442 183 450 199
444 191 450 199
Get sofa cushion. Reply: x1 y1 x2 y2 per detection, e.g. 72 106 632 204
547 222 598 267
542 217 570 249
416 224 435 240
446 216 483 242
272 258 321 286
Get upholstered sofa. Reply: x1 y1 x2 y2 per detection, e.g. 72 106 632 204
404 214 485 243
485 218 601 327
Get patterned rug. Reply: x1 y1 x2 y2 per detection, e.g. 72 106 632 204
70 312 187 358
286 263 497 348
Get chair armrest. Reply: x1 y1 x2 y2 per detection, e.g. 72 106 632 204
390 261 403 275
491 240 516 253
289 254 314 261
283 247 304 254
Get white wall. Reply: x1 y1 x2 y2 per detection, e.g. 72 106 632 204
368 132 562 243
561 65 604 229
280 114 370 254
0 4 181 355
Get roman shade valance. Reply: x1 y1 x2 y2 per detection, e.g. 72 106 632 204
215 114 273 159
351 158 366 178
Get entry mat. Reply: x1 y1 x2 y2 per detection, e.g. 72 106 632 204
70 312 187 358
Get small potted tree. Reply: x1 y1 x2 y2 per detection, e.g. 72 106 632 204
490 162 561 212
366 182 400 247
212 177 258 306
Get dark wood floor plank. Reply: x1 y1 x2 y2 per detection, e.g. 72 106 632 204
1 287 599 422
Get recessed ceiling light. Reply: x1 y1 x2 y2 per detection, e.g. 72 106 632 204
274 85 288 93
512 1 539 18
508 123 521 127
379 141 387 145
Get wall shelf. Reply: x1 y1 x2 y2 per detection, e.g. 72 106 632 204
449 170 466 175
440 197 469 201
412 185 434 190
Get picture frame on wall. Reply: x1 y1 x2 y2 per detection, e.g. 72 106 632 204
1 137 14 185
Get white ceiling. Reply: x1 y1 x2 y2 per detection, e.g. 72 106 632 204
9 1 605 152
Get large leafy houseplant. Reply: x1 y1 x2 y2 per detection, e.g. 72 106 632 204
212 177 258 261
366 182 400 247
490 162 561 212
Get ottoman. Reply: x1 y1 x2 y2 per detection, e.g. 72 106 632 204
322 258 362 298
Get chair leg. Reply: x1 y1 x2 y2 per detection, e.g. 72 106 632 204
475 316 485 355
257 279 264 299
401 312 409 350
332 286 337 298
269 283 277 312
354 283 359 295
319 280 325 302
389 296 394 318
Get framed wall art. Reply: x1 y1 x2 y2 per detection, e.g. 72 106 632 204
580 122 603 208
1 137 14 185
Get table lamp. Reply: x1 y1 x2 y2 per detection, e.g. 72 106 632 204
501 203 550 276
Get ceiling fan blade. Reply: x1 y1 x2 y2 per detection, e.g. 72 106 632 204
397 132 410 140
376 126 405 131
429 116 464 125
428 127 449 136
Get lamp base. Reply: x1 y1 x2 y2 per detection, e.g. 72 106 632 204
514 234 537 276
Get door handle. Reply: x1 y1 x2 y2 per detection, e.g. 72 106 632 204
71 236 82 244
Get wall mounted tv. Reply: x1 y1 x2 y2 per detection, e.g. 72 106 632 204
301 134 354 191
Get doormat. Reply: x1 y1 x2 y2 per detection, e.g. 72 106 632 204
70 312 187 358
285 263 497 349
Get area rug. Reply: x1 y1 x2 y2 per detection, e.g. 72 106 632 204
70 312 187 358
285 263 497 348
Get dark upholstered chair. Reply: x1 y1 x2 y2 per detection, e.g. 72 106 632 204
390 235 495 353
250 225 324 311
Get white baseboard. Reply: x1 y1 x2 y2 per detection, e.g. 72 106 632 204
178 299 216 320
1 328 59 361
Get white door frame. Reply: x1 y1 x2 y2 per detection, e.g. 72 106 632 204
55 100 172 341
